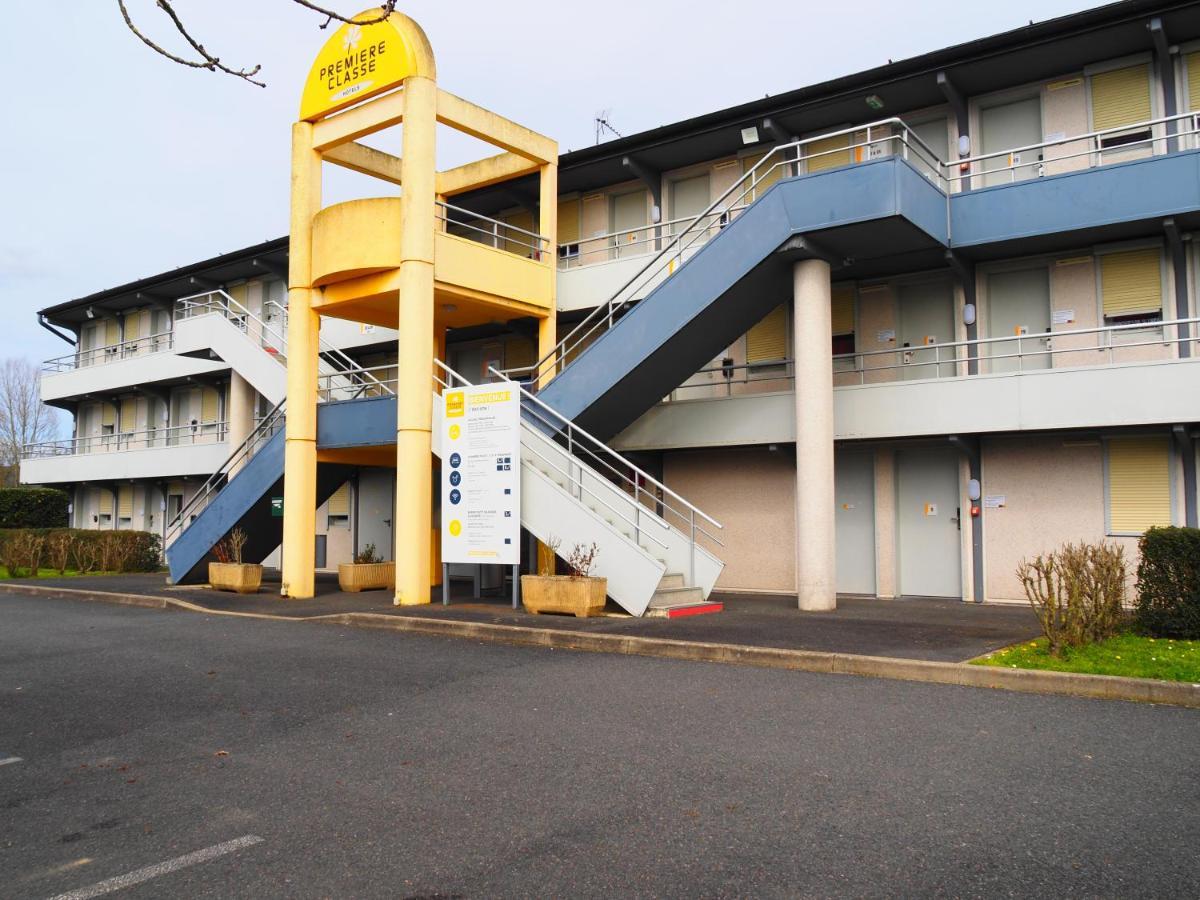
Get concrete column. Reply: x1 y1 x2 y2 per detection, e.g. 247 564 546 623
793 258 836 611
226 373 255 477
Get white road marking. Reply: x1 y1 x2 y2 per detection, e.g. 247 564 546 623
47 835 264 900
0 756 23 767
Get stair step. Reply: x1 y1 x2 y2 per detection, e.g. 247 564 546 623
643 599 724 619
647 585 705 607
657 572 685 590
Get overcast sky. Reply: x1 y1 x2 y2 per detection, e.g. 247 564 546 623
2 0 1100 365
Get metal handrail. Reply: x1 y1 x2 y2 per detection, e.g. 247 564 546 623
436 200 550 259
22 421 228 459
515 118 944 384
949 111 1200 186
164 400 286 544
43 330 175 372
556 206 751 270
668 316 1200 397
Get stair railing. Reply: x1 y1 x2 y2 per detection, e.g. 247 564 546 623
164 399 287 546
513 118 945 385
434 361 672 556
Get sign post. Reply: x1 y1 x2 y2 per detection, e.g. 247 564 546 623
440 384 521 604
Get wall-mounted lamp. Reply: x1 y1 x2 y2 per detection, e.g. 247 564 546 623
962 303 977 326
85 307 95 319
865 95 885 111
967 478 981 502
740 126 760 145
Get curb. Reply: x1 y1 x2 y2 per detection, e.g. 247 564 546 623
5 583 1199 709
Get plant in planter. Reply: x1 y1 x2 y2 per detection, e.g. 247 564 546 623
338 543 396 593
521 536 607 618
208 527 262 594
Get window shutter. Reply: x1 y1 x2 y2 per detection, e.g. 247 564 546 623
168 481 185 497
1188 52 1200 112
98 489 113 516
1100 248 1162 317
742 153 784 203
500 210 534 256
327 483 350 517
1090 64 1151 131
746 305 788 363
104 319 121 346
557 199 580 245
118 485 133 519
119 398 137 433
200 387 219 424
831 285 855 335
1108 437 1172 533
101 404 116 427
805 133 852 173
505 337 536 371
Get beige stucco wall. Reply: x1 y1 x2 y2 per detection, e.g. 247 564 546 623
664 447 796 593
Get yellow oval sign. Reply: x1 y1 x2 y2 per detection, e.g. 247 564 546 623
299 11 431 121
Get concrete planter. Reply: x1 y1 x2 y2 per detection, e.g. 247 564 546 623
208 562 263 594
338 561 396 593
520 575 607 618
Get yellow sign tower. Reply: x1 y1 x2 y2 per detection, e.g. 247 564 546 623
283 10 557 604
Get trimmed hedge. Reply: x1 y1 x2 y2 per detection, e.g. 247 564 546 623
0 488 69 529
1135 527 1200 639
0 528 162 577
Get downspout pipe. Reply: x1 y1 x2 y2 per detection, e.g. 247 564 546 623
1149 18 1177 152
949 434 985 603
1164 218 1191 358
1172 425 1197 528
39 315 76 346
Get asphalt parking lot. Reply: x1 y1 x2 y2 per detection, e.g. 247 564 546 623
2 591 1198 898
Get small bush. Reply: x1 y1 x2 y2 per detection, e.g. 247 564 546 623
1135 527 1200 639
354 543 383 565
1017 541 1127 657
0 488 69 529
0 528 161 576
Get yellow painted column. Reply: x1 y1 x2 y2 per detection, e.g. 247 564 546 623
430 324 446 590
281 121 322 599
537 162 559 389
394 75 438 606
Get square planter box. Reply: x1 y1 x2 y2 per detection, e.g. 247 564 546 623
208 562 263 594
338 561 396 593
520 575 607 618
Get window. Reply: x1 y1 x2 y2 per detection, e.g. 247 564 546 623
805 132 852 173
1090 64 1153 149
557 198 580 262
746 305 788 370
1099 247 1163 325
1107 437 1172 534
117 485 134 527
831 284 856 356
327 482 350 528
742 153 785 204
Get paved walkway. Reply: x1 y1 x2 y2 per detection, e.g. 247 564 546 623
17 572 1038 662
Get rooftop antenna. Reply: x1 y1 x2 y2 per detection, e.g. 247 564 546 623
594 109 623 145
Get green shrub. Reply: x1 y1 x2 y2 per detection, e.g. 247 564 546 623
0 488 69 528
1135 527 1200 639
0 528 161 576
1017 541 1127 656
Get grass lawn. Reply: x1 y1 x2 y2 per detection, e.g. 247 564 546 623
974 632 1200 683
0 567 84 579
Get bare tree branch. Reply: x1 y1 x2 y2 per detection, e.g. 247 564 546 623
0 358 61 487
116 1 399 87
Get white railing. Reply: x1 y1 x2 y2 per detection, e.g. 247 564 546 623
43 330 175 373
951 111 1200 189
667 317 1200 398
22 421 229 459
514 118 944 384
437 201 551 260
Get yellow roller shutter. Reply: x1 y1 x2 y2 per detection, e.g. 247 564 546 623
742 153 784 204
505 337 536 371
119 398 137 433
1090 64 1151 131
327 483 350 517
118 485 133 520
98 489 113 516
1188 52 1200 112
168 481 185 497
200 387 220 424
557 199 580 245
806 133 851 173
1101 248 1162 318
1108 437 1172 533
101 404 115 427
831 285 855 335
746 305 788 363
502 210 535 256
104 319 120 346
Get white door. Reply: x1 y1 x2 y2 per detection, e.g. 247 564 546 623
906 117 949 181
898 281 955 380
670 174 711 233
835 450 876 595
896 450 962 598
986 267 1052 373
357 468 395 562
980 96 1043 187
611 190 648 259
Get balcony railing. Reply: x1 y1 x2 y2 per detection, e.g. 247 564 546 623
436 201 551 260
42 331 175 373
668 317 1200 400
22 421 229 459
